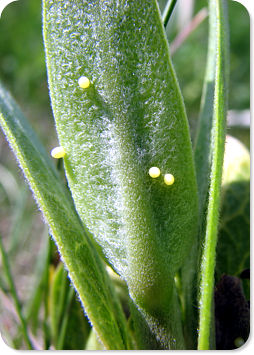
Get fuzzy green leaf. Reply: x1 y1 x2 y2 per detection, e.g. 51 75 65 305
43 1 198 342
0 82 132 350
197 0 229 350
180 0 222 347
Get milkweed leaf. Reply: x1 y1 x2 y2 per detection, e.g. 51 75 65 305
0 82 132 350
197 0 229 349
43 2 198 347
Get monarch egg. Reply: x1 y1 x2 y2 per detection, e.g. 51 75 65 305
78 76 91 89
51 146 66 159
149 167 161 178
164 173 175 185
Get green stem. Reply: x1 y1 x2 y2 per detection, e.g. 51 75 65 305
0 234 34 350
162 0 177 27
198 0 229 350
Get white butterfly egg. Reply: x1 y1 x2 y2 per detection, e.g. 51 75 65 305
149 167 161 178
164 173 175 185
51 146 66 159
78 76 91 89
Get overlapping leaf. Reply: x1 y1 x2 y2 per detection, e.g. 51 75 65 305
0 82 132 350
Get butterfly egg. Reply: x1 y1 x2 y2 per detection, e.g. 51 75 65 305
149 167 161 178
51 146 66 159
164 173 175 185
78 76 91 89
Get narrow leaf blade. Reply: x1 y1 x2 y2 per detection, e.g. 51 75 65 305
197 0 229 349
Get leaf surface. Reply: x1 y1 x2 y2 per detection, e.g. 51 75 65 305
43 0 198 329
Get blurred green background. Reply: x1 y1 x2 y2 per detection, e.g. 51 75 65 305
0 0 250 349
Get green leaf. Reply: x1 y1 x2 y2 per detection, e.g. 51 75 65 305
197 0 229 350
216 136 250 277
0 82 132 350
43 1 198 346
180 0 220 347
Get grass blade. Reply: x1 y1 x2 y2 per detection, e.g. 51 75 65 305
197 0 229 349
0 234 34 350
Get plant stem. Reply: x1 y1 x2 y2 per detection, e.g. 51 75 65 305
198 0 229 349
162 0 177 27
0 234 34 350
